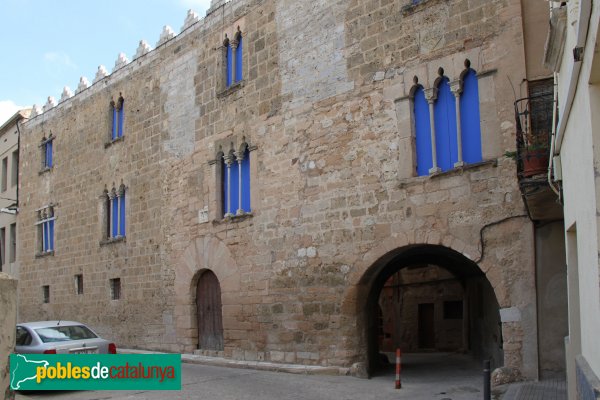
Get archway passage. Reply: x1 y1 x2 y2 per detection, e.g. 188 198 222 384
196 270 224 350
363 245 502 375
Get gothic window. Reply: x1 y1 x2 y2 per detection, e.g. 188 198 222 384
224 27 243 89
40 133 54 170
104 184 126 241
220 142 251 217
434 75 458 172
413 84 433 176
110 94 124 141
36 205 55 255
459 68 483 164
411 60 482 176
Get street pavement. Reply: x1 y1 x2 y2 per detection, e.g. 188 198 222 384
16 353 486 400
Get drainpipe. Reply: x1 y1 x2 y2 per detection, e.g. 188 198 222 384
550 0 593 187
15 115 21 212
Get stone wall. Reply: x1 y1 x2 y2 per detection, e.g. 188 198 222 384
18 0 540 378
0 273 17 400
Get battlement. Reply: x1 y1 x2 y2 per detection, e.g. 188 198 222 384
26 0 240 124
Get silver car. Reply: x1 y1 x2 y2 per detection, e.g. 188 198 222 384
15 321 117 354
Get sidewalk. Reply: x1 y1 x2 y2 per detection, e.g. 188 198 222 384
499 379 566 400
121 348 348 376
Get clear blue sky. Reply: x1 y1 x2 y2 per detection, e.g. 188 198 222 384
0 0 211 124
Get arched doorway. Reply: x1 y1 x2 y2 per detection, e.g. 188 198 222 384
363 245 502 375
196 270 224 350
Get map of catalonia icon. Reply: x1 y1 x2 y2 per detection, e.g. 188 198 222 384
10 354 49 390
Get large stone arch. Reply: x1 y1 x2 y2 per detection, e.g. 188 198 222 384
174 236 240 353
339 226 536 378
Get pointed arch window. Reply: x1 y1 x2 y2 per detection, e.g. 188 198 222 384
224 28 243 89
413 84 433 176
221 144 251 217
433 76 458 172
459 68 482 164
40 133 54 171
110 94 124 141
411 61 483 176
105 184 126 240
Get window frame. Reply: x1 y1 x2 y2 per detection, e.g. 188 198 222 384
220 143 252 218
39 134 55 172
220 28 244 95
110 278 121 300
11 149 18 187
109 94 125 144
35 205 56 256
411 61 483 176
1 156 7 192
75 274 83 295
102 184 127 243
42 285 50 304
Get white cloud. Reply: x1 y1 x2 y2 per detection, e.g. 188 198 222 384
0 100 26 126
44 52 78 69
179 0 211 13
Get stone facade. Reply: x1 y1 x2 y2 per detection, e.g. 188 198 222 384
18 0 545 379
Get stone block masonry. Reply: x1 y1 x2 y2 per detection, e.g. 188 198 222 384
18 0 539 380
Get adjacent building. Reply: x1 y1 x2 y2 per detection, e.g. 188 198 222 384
0 109 29 278
17 0 567 381
546 0 600 398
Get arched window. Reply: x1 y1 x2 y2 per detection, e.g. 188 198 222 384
413 85 433 176
105 184 126 240
225 37 233 88
224 28 243 89
235 31 243 83
40 133 54 170
434 77 458 172
240 145 250 212
411 61 483 176
460 69 482 164
221 144 251 217
110 94 124 141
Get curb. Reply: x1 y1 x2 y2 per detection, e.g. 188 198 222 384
119 349 349 376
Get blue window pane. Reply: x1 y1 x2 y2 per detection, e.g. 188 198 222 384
221 158 228 215
241 149 251 212
43 222 49 252
460 69 482 164
434 77 458 171
226 44 233 87
235 37 243 83
118 108 124 138
414 86 433 176
230 159 240 214
48 220 54 251
112 108 118 140
112 197 118 238
46 141 53 168
119 194 126 236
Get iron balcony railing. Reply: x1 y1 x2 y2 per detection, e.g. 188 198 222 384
513 91 554 179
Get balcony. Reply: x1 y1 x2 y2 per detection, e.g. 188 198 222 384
513 90 563 222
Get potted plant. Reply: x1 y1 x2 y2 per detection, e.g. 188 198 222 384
505 130 550 177
522 130 549 177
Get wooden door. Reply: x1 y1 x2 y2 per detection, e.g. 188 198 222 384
418 303 435 349
196 270 224 350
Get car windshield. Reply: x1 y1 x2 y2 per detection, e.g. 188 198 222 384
34 325 98 343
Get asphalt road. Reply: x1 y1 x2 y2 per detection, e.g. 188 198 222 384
16 353 485 400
